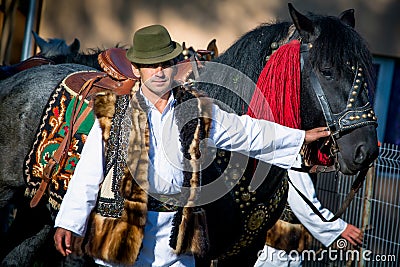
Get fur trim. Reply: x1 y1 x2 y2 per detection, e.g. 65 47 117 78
265 219 312 253
93 90 117 142
85 212 144 264
170 87 212 256
86 90 150 264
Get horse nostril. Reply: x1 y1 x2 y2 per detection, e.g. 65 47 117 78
354 144 367 164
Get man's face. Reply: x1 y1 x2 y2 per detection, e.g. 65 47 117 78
139 59 176 97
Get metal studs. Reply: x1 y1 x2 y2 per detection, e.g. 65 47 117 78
241 192 251 201
362 114 367 118
349 116 355 120
354 85 359 89
347 104 352 108
308 43 313 49
356 79 361 83
349 98 355 103
352 91 357 96
355 115 360 120
270 42 278 49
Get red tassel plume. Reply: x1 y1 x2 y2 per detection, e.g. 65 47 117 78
247 39 333 166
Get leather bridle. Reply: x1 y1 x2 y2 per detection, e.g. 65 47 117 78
288 42 378 222
298 42 377 172
300 43 377 139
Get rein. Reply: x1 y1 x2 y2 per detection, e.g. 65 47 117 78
288 168 369 222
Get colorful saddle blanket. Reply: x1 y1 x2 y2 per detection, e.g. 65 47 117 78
24 71 97 213
23 48 138 215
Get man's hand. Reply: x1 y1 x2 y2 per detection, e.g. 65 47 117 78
341 224 363 246
304 127 330 144
54 227 72 256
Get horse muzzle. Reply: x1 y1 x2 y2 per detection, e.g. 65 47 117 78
335 126 379 175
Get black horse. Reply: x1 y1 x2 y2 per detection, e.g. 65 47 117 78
0 3 378 266
194 3 378 266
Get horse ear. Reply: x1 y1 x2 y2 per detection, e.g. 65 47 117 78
32 31 48 51
288 3 314 36
182 41 187 50
339 9 355 28
207 39 219 59
69 38 80 53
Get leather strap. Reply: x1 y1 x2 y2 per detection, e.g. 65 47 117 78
13 56 54 73
287 167 368 222
291 164 337 173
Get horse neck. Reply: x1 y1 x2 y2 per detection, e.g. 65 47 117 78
51 52 102 70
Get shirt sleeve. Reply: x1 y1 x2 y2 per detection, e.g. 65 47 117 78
287 158 347 247
54 119 104 236
209 104 305 169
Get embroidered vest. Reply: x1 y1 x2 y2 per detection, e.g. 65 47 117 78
84 85 213 265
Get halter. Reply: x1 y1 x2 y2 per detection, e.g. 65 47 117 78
300 43 377 139
295 42 378 174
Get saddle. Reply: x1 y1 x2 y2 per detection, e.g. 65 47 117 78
29 48 139 207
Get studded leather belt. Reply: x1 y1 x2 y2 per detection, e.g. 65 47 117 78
148 194 180 212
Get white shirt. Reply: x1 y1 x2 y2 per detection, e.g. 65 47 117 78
55 94 305 266
254 156 347 267
287 157 347 247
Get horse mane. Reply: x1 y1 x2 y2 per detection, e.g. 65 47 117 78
48 44 127 70
200 12 375 115
48 48 104 70
200 21 293 115
306 13 375 96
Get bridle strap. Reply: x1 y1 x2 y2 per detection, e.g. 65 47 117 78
288 167 368 222
300 44 377 139
301 44 339 137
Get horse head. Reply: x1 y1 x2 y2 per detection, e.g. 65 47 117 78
32 31 80 59
181 39 219 61
288 4 379 174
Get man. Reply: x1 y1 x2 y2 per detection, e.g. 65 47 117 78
54 24 329 266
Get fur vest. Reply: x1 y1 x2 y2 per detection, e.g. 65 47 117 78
84 84 213 265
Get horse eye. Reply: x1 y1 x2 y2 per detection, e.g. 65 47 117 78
320 68 333 79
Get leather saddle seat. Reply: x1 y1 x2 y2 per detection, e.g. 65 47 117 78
64 47 140 98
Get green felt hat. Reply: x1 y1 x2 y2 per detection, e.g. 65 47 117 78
126 24 182 64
